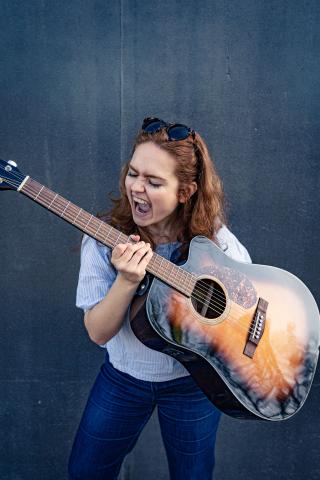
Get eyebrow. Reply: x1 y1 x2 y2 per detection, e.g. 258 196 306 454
128 164 167 181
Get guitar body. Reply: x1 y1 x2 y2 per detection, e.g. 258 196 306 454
131 235 320 421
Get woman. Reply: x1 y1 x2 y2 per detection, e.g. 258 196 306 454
68 117 251 479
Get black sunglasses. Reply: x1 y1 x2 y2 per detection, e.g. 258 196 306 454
142 117 195 141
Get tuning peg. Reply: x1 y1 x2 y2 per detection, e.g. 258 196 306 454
7 160 17 167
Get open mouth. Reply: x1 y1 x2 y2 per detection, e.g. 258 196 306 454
133 198 152 216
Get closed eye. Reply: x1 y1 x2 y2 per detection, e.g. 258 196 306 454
127 171 162 188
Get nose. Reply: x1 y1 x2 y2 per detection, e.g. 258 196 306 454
132 177 145 192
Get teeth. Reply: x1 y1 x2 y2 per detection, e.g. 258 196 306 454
133 196 149 205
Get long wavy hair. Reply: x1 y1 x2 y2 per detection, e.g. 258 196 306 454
98 127 227 260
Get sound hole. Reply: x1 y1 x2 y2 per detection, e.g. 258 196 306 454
191 279 226 319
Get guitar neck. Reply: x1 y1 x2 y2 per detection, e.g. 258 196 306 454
18 176 194 296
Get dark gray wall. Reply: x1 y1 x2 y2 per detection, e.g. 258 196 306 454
0 1 319 479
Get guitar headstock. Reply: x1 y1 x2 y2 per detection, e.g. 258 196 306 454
0 158 26 191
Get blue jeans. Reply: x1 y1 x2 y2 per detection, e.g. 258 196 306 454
68 356 221 480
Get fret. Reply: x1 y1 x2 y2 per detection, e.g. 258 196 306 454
181 270 189 290
103 228 111 244
158 255 164 271
34 185 44 200
181 271 191 294
84 214 93 231
47 193 58 209
152 256 172 282
72 208 82 225
172 266 182 286
60 201 71 218
165 262 174 283
113 230 122 246
167 263 177 278
147 257 156 272
149 255 156 268
186 271 195 293
169 263 178 281
165 259 176 281
19 176 192 296
88 217 100 234
94 222 103 238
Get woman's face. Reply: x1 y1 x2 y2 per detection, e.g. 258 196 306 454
125 142 183 240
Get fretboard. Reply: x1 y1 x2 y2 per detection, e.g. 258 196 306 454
19 176 195 296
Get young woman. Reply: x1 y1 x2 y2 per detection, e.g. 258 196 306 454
68 117 251 480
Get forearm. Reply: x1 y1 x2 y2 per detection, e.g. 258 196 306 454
84 274 139 345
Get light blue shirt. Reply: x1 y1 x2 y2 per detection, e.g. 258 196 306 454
76 226 251 381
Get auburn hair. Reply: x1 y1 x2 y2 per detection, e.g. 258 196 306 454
98 128 227 260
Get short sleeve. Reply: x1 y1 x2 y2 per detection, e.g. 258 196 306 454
216 225 252 263
75 234 117 312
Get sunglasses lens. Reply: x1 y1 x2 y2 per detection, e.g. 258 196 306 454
143 119 166 133
167 125 190 140
142 118 193 140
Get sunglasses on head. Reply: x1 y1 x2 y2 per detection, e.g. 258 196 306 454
142 117 195 141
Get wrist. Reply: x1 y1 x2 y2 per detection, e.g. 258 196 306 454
116 273 140 291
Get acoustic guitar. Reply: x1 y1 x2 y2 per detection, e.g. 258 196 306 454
1 158 319 421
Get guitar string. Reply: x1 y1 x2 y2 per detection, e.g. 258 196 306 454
17 187 262 337
3 174 260 332
3 179 261 337
1 173 248 311
3 174 254 320
16 177 235 311
20 182 255 323
3 175 259 331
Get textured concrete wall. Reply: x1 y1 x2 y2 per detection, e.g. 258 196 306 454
0 1 319 479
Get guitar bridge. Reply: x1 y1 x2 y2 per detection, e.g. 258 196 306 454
243 298 268 358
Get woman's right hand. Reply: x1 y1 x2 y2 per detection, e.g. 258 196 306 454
111 235 153 285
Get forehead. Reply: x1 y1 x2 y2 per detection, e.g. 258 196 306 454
130 142 177 179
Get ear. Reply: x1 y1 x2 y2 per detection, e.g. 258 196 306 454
178 182 198 203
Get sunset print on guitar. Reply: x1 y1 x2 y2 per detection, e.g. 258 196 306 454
130 236 319 421
1 157 319 421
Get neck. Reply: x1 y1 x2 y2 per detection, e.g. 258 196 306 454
19 176 194 297
146 215 180 245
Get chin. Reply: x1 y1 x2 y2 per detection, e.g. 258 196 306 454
132 211 152 225
134 217 152 226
